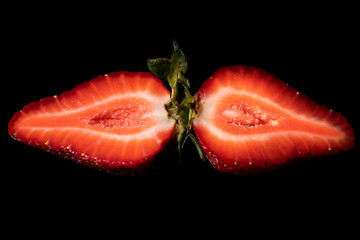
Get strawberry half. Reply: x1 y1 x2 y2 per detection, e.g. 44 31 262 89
8 71 175 174
193 66 355 174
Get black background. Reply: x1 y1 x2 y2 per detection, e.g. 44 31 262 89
2 4 359 232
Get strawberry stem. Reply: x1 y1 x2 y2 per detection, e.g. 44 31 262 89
182 134 206 162
147 40 205 162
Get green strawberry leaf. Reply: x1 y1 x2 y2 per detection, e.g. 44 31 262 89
147 58 171 83
172 40 187 74
147 40 206 164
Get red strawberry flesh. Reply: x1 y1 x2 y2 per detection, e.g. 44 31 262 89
193 66 355 174
9 71 175 173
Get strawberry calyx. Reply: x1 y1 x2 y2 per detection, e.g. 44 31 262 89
147 40 205 161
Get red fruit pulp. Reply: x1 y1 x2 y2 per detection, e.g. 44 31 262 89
193 66 355 174
9 71 175 173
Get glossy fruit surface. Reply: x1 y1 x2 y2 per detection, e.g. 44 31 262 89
193 66 355 174
8 71 175 174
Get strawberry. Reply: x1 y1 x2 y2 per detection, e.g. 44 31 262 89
193 66 355 174
8 71 175 174
8 41 356 176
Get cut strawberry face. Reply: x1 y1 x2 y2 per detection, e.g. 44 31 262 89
193 66 355 174
8 41 356 176
8 71 175 174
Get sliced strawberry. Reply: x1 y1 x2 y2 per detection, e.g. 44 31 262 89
193 66 355 174
8 71 175 174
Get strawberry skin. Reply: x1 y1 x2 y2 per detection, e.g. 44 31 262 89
8 71 175 174
193 66 355 174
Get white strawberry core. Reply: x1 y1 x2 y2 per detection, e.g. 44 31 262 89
221 103 278 128
194 87 344 141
